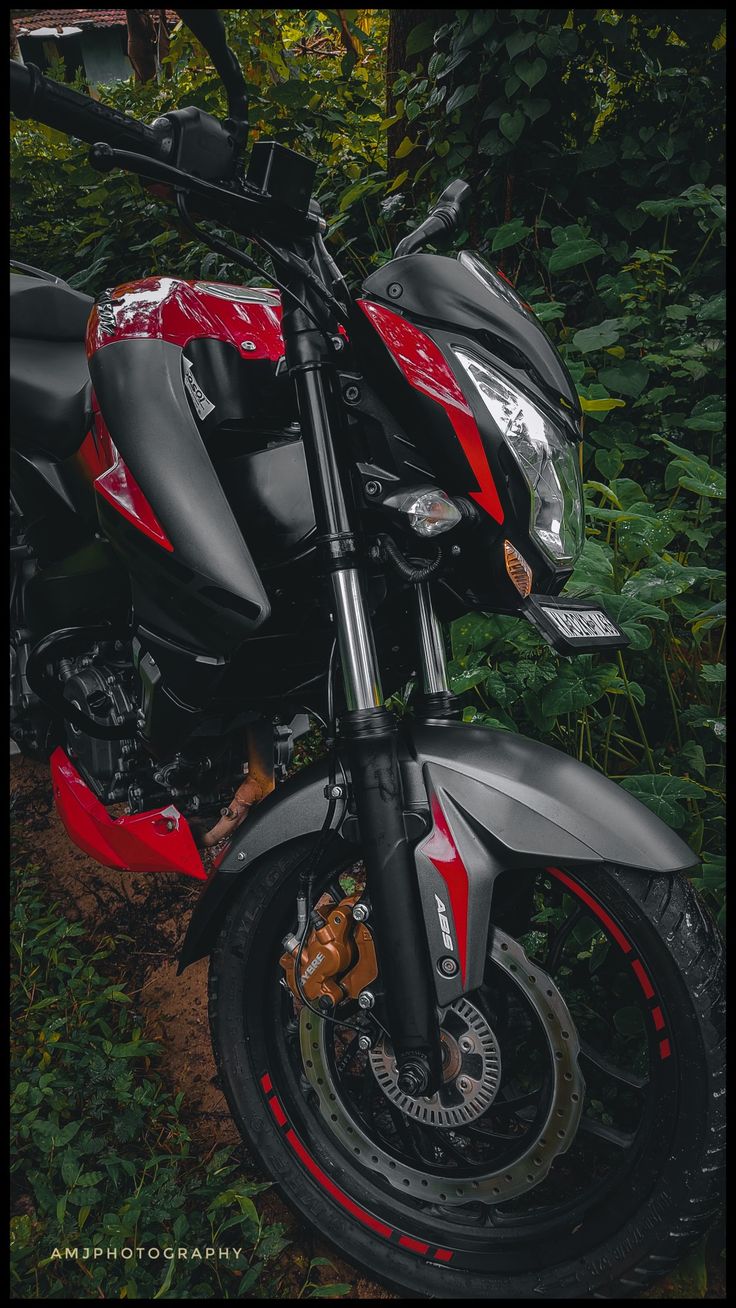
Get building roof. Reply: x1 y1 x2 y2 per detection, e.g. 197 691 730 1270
13 9 177 35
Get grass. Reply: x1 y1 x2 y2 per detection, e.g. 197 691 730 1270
9 859 351 1300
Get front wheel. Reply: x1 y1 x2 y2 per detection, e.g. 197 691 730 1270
209 840 724 1299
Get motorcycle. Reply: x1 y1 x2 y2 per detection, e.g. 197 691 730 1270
9 11 724 1298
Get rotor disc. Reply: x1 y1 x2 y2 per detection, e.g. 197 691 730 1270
368 996 502 1128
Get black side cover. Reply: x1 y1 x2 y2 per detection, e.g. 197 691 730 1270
89 338 270 641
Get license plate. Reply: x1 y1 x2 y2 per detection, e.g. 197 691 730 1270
522 595 629 654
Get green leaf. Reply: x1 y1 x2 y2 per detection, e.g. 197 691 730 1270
540 660 617 716
446 84 479 114
619 774 704 829
505 31 536 60
547 239 603 273
700 663 726 683
572 318 624 352
499 109 526 143
405 21 436 56
595 448 623 480
515 56 547 89
491 218 532 251
519 96 550 122
597 362 650 398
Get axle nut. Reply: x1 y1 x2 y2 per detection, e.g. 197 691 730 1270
439 956 458 977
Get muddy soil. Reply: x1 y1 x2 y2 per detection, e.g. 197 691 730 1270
10 754 724 1300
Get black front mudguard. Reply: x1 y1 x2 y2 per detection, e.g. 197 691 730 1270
179 722 696 997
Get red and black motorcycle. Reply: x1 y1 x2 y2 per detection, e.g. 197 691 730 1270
9 12 724 1299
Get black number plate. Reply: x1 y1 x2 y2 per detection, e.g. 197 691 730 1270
522 595 629 654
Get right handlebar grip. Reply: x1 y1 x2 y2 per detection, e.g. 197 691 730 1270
10 61 163 158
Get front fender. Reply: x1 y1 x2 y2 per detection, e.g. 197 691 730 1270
179 722 696 971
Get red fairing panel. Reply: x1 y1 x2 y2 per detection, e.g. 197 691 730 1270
95 457 174 552
51 748 206 880
86 276 284 360
418 791 470 984
356 299 504 524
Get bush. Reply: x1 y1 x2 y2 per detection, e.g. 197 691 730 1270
9 863 295 1299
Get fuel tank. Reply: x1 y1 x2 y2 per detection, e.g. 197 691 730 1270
86 277 319 657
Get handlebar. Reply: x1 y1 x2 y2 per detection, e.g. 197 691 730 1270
9 60 166 159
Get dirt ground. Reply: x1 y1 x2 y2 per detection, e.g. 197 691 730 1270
10 754 725 1301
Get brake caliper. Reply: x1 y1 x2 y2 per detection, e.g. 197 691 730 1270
280 893 377 1008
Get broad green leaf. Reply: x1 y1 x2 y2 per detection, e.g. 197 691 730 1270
499 109 526 143
446 84 479 114
491 219 532 251
506 31 536 60
515 56 547 89
597 362 650 398
547 239 604 273
405 21 436 56
572 319 623 352
700 663 725 683
619 773 705 829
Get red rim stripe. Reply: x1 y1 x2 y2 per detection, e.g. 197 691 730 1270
547 866 632 954
399 1235 429 1254
631 959 655 1000
547 866 672 1059
268 1095 288 1127
285 1129 394 1239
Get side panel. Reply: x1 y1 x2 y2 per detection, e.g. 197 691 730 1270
89 337 271 648
179 722 696 970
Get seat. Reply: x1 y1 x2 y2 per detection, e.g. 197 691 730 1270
10 271 94 341
10 271 94 457
10 337 92 459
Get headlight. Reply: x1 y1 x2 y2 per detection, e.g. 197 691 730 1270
451 349 584 565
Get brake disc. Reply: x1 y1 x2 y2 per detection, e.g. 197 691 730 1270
299 928 585 1206
369 996 502 1128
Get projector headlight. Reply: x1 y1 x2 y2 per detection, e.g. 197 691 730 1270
452 349 584 565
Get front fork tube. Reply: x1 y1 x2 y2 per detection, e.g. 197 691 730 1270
286 319 442 1093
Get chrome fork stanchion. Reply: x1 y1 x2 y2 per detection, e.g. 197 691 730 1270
415 581 449 694
331 568 382 711
414 582 460 721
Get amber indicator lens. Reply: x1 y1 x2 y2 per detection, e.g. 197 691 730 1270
504 540 533 597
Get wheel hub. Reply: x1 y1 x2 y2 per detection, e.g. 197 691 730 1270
298 928 585 1205
369 996 502 1128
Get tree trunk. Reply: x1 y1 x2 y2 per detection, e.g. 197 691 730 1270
10 15 24 63
386 9 450 177
126 9 159 83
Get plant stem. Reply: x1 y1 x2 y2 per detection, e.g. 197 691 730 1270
617 650 655 772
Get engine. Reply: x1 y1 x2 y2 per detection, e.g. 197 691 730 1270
58 641 250 824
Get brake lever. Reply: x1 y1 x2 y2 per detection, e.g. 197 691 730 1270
88 142 321 238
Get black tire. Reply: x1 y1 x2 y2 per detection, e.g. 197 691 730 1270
209 840 725 1299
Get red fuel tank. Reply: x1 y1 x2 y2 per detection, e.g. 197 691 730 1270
86 276 284 360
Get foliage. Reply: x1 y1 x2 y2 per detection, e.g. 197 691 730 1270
10 10 390 288
9 9 725 926
9 864 348 1299
391 9 725 922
